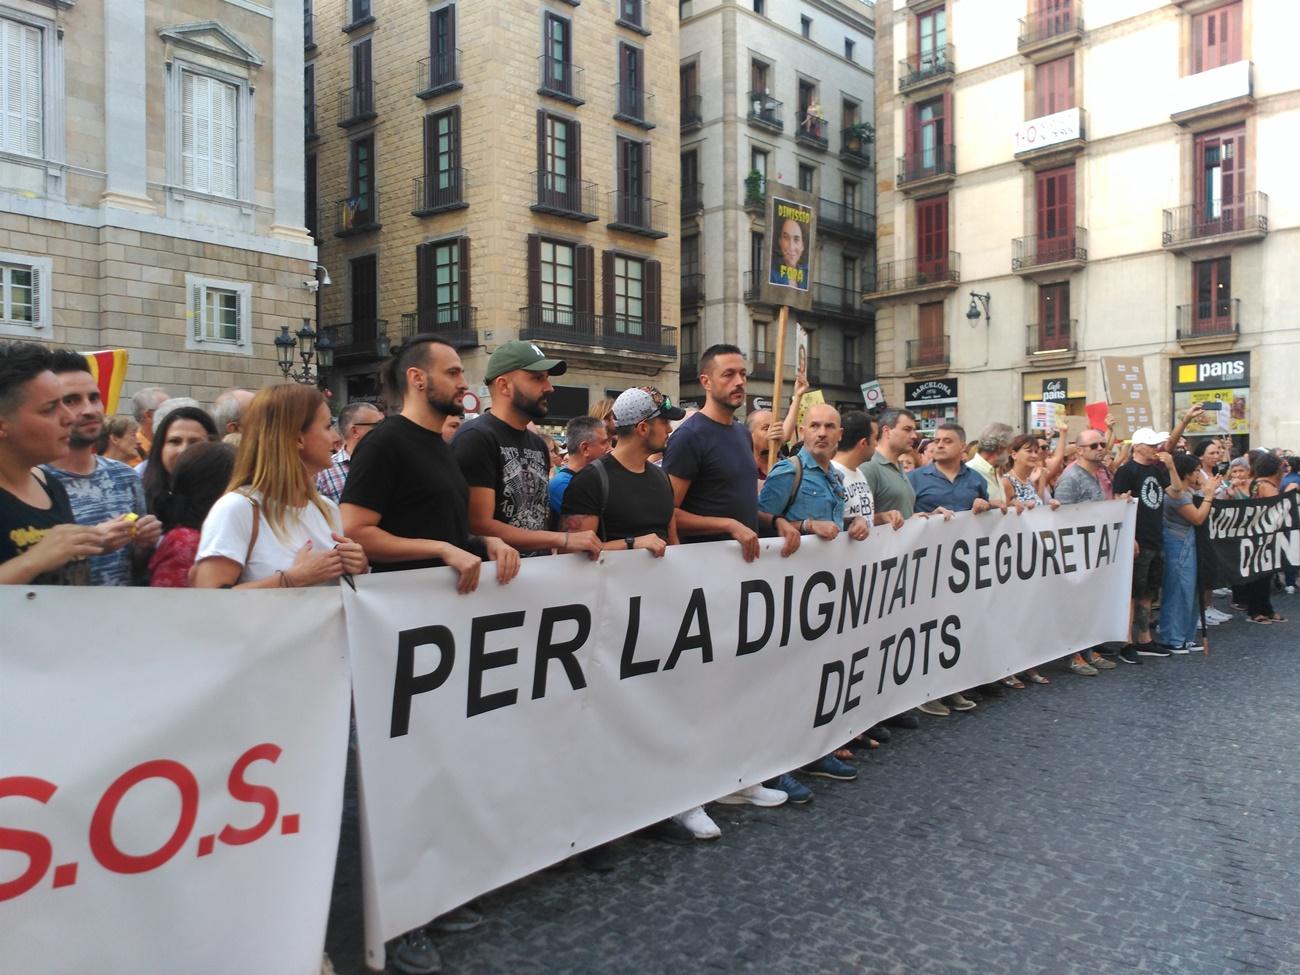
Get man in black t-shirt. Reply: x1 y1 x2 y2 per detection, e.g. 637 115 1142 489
561 386 683 551
1112 427 1176 664
663 344 800 559
341 336 520 595
0 341 102 586
453 340 600 559
562 385 728 843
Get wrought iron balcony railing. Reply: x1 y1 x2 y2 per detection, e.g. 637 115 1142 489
872 254 960 293
518 306 675 356
333 191 380 236
898 144 956 185
795 112 828 149
899 44 955 91
337 83 376 127
1162 192 1268 247
680 93 702 129
614 84 655 127
608 192 666 237
321 320 389 361
398 308 479 350
1026 321 1077 355
681 272 704 307
531 172 599 221
817 198 875 238
1012 228 1088 270
907 336 950 369
417 50 461 96
1019 2 1083 49
539 56 585 104
412 171 465 214
1176 299 1240 340
747 91 783 130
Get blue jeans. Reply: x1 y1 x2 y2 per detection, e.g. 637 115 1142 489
1158 525 1198 647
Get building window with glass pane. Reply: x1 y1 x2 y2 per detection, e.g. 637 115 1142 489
613 257 644 335
540 241 575 325
204 288 240 342
434 243 459 326
182 71 239 198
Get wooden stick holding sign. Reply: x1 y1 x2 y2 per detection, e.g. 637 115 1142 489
767 305 788 470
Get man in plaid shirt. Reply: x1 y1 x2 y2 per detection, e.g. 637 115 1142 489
316 401 385 502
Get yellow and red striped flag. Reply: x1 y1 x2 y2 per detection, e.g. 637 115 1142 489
84 349 130 416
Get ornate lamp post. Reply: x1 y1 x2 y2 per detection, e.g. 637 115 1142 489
275 317 334 386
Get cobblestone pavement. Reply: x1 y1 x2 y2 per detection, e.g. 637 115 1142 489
326 592 1300 975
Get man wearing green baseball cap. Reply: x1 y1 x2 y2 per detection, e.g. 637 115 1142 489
453 341 602 559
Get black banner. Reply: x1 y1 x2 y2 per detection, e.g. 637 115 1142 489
1205 493 1300 583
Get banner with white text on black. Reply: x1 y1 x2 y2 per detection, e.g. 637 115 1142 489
343 500 1136 969
1206 492 1300 583
0 587 352 975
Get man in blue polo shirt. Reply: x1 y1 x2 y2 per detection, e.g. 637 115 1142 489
759 403 869 800
907 421 991 716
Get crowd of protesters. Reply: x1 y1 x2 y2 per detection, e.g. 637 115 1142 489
2 336 1297 973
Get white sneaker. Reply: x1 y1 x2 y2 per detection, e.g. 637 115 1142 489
673 805 721 839
1167 643 1190 655
1286 586 1296 595
716 783 788 807
1206 608 1231 622
1183 641 1203 652
1213 588 1232 597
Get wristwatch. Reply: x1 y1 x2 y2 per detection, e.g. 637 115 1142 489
625 536 636 550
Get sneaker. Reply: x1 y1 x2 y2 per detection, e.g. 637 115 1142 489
1286 586 1296 595
1165 642 1190 655
1118 646 1143 665
946 693 977 711
1182 640 1203 652
1206 608 1231 621
672 805 721 840
1069 660 1098 676
642 818 696 845
766 772 813 804
885 711 921 729
1086 654 1117 671
428 904 485 934
918 699 950 717
867 724 891 743
1136 643 1173 658
390 932 442 975
802 754 858 781
716 783 788 807
1213 587 1232 597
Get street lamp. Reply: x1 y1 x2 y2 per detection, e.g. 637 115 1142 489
276 317 333 386
966 291 991 327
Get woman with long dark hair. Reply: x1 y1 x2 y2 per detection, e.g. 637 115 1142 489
141 406 218 515
192 384 366 588
148 441 236 587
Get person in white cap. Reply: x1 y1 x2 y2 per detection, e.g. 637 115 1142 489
1111 405 1205 664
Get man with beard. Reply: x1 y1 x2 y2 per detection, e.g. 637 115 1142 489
341 336 520 974
341 335 520 592
42 350 160 585
454 340 601 558
664 343 797 808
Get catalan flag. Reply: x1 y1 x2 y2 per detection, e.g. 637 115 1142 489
84 349 129 416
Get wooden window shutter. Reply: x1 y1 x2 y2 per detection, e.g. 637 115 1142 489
645 260 661 326
28 263 41 326
447 3 457 53
535 110 546 174
416 242 433 323
457 236 471 313
601 250 615 322
575 245 594 317
190 282 205 341
450 104 462 171
940 91 952 150
232 288 245 344
526 234 542 306
618 42 629 92
905 102 918 160
424 113 435 180
570 118 582 182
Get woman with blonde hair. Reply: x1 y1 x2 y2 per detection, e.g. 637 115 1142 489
192 384 366 588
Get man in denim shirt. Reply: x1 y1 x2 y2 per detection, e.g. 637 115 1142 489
758 403 869 797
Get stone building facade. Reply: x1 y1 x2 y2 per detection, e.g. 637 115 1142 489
870 0 1300 448
0 0 316 405
678 0 877 415
308 0 681 422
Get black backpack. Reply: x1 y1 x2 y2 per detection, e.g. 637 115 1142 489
586 456 671 542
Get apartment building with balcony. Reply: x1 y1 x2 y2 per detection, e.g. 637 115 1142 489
0 1 315 401
678 0 876 414
870 0 1299 446
307 0 679 419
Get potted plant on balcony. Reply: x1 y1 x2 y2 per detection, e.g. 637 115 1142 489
844 121 875 154
744 169 764 206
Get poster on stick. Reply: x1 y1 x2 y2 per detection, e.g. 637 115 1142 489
760 183 816 311
343 502 1135 966
1205 493 1300 584
0 587 351 975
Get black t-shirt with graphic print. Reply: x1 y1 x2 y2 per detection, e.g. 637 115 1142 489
0 473 91 585
453 411 551 555
1112 459 1170 550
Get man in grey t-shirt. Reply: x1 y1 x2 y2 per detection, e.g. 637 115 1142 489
863 408 918 518
1054 428 1117 674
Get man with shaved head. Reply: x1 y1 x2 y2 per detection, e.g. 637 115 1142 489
757 402 869 799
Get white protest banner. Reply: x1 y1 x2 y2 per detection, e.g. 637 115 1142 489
0 587 351 975
344 501 1135 966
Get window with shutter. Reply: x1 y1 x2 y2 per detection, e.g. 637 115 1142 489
915 195 949 277
1035 166 1075 260
1034 56 1074 118
1192 2 1242 75
0 256 50 331
184 276 252 353
612 255 644 335
181 70 240 198
539 240 576 326
1 19 43 159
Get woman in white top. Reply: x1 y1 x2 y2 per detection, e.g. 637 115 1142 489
193 384 366 588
